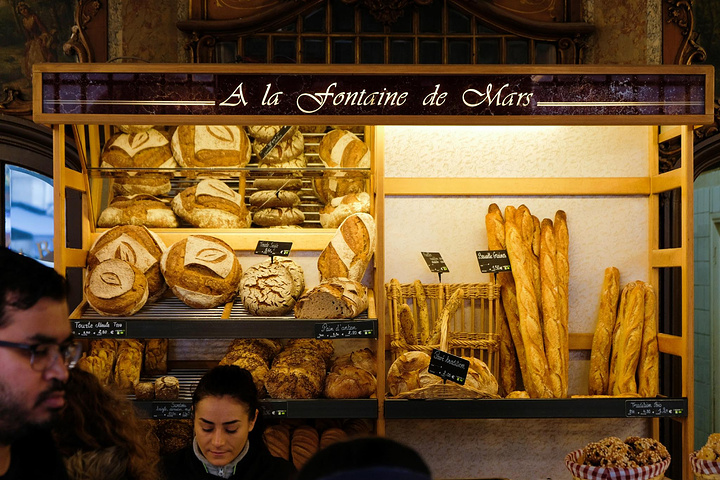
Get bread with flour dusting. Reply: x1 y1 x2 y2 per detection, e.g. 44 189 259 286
317 213 376 283
85 258 149 316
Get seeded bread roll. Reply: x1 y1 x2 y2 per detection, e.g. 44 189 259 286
253 129 304 165
291 425 319 470
318 129 370 168
317 213 376 283
249 190 301 209
97 195 179 228
171 125 252 168
263 424 291 461
319 192 371 229
265 345 327 399
144 338 168 375
386 351 431 397
85 259 149 317
239 262 297 316
589 267 621 395
172 178 251 229
225 338 282 365
294 278 368 319
324 365 376 399
252 207 304 227
87 225 167 303
246 125 298 143
155 376 180 400
160 235 242 309
230 352 270 396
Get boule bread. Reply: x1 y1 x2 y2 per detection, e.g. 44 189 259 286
155 376 180 400
260 258 305 299
313 171 367 204
258 153 307 169
252 177 303 191
294 278 368 319
160 235 242 309
172 178 251 228
463 357 499 397
171 125 251 168
319 192 371 229
246 125 298 143
386 351 431 397
317 213 376 283
85 259 149 316
253 129 304 165
239 261 297 316
323 365 376 399
87 225 167 302
97 195 179 228
134 382 155 400
252 207 304 227
318 129 370 168
331 348 376 375
249 190 301 209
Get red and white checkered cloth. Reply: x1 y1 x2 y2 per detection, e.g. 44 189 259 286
691 451 720 475
565 449 671 480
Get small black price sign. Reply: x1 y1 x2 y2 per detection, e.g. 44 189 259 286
625 399 686 417
72 320 127 338
151 402 193 419
476 250 512 273
315 320 376 339
261 402 289 417
254 240 292 258
428 348 469 385
258 126 294 160
421 252 448 273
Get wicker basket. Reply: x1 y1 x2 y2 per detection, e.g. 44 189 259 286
386 281 501 379
691 451 720 479
565 449 670 480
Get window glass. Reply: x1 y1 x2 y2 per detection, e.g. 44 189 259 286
535 42 557 64
476 39 500 64
419 1 443 33
419 39 442 63
242 37 267 63
390 39 413 63
360 8 383 33
303 7 326 33
507 39 529 64
448 7 471 34
331 1 355 32
4 165 54 266
448 39 471 63
361 38 385 63
302 38 326 63
332 38 355 63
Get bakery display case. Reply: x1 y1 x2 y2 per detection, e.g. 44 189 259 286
34 63 712 479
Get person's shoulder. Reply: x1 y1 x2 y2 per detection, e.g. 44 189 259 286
245 445 296 480
161 446 200 478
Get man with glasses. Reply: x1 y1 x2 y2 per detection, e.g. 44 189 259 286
0 246 81 480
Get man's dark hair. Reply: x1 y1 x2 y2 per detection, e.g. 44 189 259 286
0 246 67 328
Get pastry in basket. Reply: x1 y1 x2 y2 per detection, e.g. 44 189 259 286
566 435 670 480
97 195 179 228
692 433 720 478
172 178 251 228
171 125 252 169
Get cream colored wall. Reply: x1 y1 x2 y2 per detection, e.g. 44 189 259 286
382 125 653 479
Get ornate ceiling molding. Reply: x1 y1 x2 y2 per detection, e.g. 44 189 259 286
63 0 102 63
341 0 433 24
667 0 707 65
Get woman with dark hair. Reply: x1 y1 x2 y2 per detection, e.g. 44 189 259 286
52 368 161 480
162 365 295 480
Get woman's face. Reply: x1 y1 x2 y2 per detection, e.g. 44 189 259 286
194 395 257 467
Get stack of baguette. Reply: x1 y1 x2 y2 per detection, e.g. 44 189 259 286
485 203 569 398
588 268 658 397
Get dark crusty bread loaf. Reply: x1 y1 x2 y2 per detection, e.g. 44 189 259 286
294 278 368 319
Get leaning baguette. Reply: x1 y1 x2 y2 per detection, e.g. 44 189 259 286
398 303 416 344
638 282 659 397
413 280 430 345
588 267 620 395
539 218 563 398
612 282 645 395
436 287 464 348
553 210 569 397
498 303 518 395
608 281 633 394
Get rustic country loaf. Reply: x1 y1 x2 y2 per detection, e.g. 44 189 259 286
253 129 304 165
134 382 155 400
230 352 270 396
331 348 376 375
265 342 329 399
252 207 304 227
155 375 180 400
225 338 282 365
285 339 334 365
463 357 499 397
246 125 298 143
324 364 376 399
318 129 370 168
239 261 298 316
76 355 111 386
87 225 167 302
294 278 368 319
113 344 142 392
97 195 179 228
249 190 301 209
319 192 371 229
258 153 307 169
260 258 305 299
589 267 621 395
317 213 376 283
172 178 251 228
253 176 303 191
160 235 242 308
144 338 168 375
85 259 149 316
313 171 367 204
386 351 431 397
171 125 252 168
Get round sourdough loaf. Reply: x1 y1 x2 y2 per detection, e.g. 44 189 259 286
160 235 242 308
318 129 370 168
319 192 371 229
246 125 298 143
312 171 367 204
252 129 304 165
252 176 303 191
97 195 179 228
85 258 149 316
252 207 304 227
386 351 432 397
249 190 301 208
239 261 298 316
171 125 251 168
171 178 251 228
260 258 305 299
87 225 167 302
324 365 377 399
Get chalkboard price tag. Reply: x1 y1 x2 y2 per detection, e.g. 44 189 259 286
258 126 294 160
476 250 512 273
421 252 448 273
315 320 376 339
428 348 469 385
72 320 127 338
625 399 686 417
254 240 292 258
261 402 289 417
151 402 193 419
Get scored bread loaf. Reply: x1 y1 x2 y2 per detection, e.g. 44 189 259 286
134 381 155 400
497 304 518 395
76 355 112 386
588 267 621 395
554 210 570 397
97 195 179 228
318 129 370 168
263 424 291 460
230 352 270 396
246 125 298 143
291 425 319 470
463 357 499 397
252 207 304 227
160 235 242 308
386 351 431 397
317 213 376 283
239 261 298 316
319 192 371 229
252 129 304 165
252 176 303 191
412 280 431 345
249 190 301 209
144 338 168 375
539 218 564 398
608 281 633 393
612 282 645 395
324 365 376 399
171 125 251 168
285 339 334 365
85 259 149 316
397 303 416 344
294 278 368 319
638 282 659 397
172 178 251 229
312 171 367 204
330 348 376 375
224 338 282 365
114 345 142 392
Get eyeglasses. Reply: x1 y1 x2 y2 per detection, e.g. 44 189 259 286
0 339 82 371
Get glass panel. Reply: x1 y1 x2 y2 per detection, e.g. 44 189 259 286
331 1 355 33
390 11 413 33
535 42 557 64
507 39 529 64
332 38 355 63
4 165 54 265
419 39 442 64
242 37 267 63
273 38 297 63
361 38 384 64
303 7 326 33
302 38 326 63
448 7 471 34
215 42 237 63
361 8 383 33
477 21 500 34
476 39 500 64
448 39 471 64
390 39 413 63
419 1 443 33
277 20 297 33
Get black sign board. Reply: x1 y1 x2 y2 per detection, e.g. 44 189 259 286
625 399 686 417
151 402 193 419
261 402 289 417
254 241 292 258
258 126 293 160
315 320 376 339
428 348 469 385
73 320 127 338
421 252 448 273
476 250 512 273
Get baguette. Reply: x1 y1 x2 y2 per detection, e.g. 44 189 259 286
505 205 552 398
608 281 633 394
430 286 464 347
588 267 620 395
398 303 416 344
539 218 563 398
516 205 542 307
497 303 518 395
638 282 659 397
413 280 430 345
553 210 569 397
612 282 645 395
